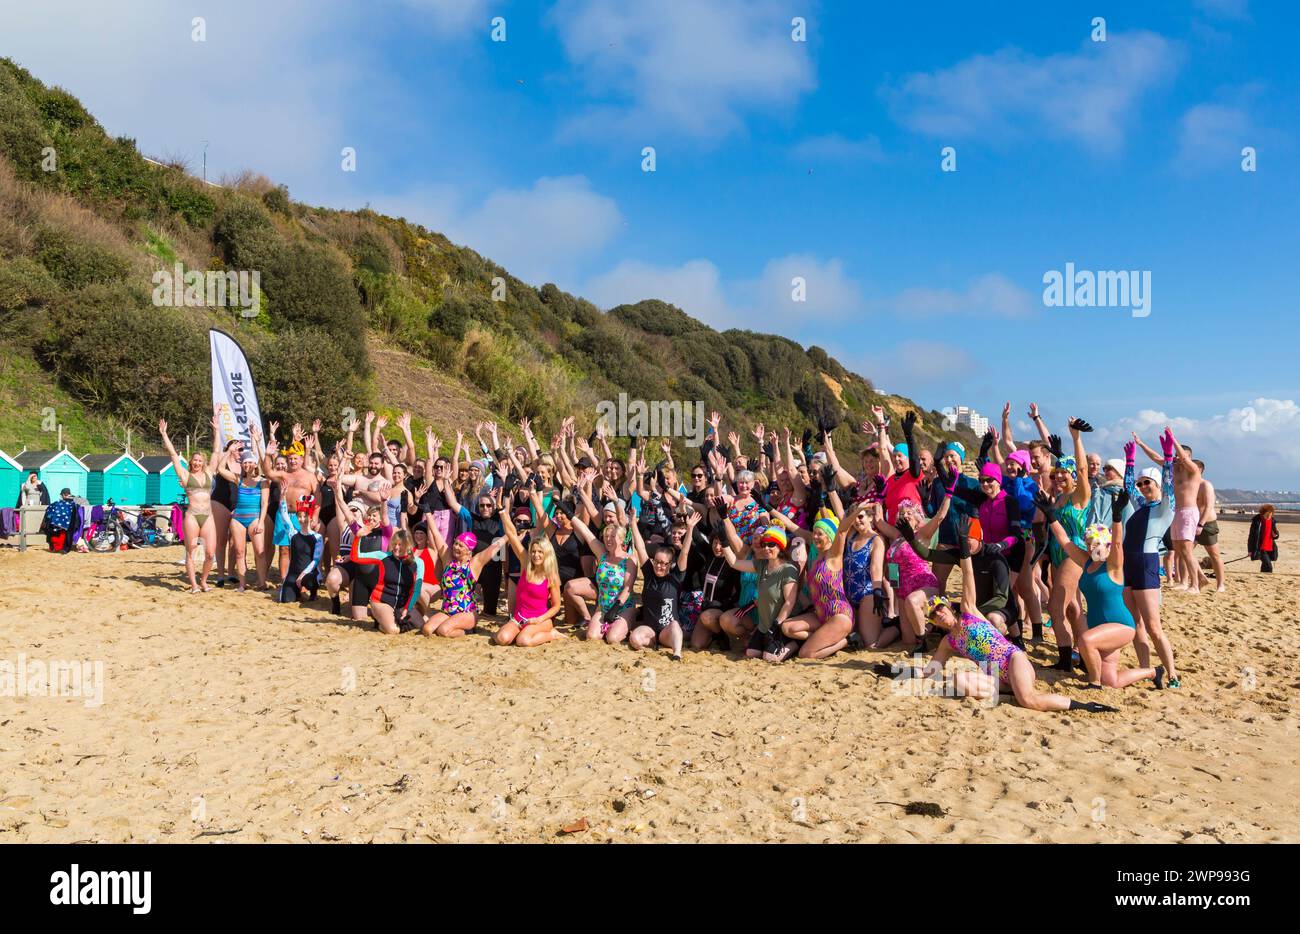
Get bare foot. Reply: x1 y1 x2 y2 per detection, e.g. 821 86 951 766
1216 585 1227 592
190 585 201 594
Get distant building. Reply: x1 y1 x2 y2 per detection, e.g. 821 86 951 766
953 406 988 435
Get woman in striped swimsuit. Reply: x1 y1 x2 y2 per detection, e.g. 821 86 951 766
781 502 868 659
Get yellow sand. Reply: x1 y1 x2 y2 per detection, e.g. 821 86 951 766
1 520 1296 843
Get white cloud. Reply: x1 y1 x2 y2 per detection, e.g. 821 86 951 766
549 0 816 141
885 31 1181 153
1174 102 1252 175
885 272 1034 318
583 258 732 326
791 134 886 163
1093 399 1300 489
371 176 624 285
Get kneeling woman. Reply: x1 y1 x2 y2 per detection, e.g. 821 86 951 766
627 508 697 659
781 504 868 659
421 524 506 639
349 522 425 634
1042 490 1160 690
920 546 1117 714
494 508 566 647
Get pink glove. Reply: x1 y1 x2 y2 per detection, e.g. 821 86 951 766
1159 429 1176 460
1124 441 1136 466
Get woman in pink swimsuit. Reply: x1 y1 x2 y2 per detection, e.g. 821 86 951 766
876 491 953 652
494 509 565 647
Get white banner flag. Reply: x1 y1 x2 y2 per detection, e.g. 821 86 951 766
209 329 263 450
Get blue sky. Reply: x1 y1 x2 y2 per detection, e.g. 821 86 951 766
4 0 1298 486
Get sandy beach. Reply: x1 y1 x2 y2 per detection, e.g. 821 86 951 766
1 519 1296 843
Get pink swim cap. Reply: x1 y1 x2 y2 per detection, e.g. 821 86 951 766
980 462 1003 482
1006 450 1031 472
456 531 477 550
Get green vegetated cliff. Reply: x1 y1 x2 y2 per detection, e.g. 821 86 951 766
0 57 976 461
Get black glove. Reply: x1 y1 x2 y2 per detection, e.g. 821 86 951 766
1034 490 1057 524
982 541 1004 557
602 604 621 624
873 475 886 496
897 518 915 543
979 428 995 459
801 427 813 450
1069 700 1119 713
763 441 776 462
872 588 885 617
1048 433 1064 459
935 462 954 492
1111 488 1129 515
901 411 917 440
1068 417 1094 433
956 516 972 559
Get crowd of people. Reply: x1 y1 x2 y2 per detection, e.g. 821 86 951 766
146 401 1246 714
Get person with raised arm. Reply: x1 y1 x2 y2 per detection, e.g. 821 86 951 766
493 506 566 647
780 501 868 659
348 517 424 634
719 520 800 662
160 410 221 592
216 425 269 592
1041 488 1160 691
567 472 639 642
1039 416 1093 670
1120 430 1181 688
627 505 694 659
419 510 505 639
912 539 1117 715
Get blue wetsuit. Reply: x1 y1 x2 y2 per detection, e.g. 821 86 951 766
1121 459 1174 591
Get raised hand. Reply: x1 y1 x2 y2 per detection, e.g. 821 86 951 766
1068 417 1093 434
901 411 917 437
870 405 885 426
159 418 169 437
727 431 740 451
1034 490 1057 523
269 420 280 440
1048 433 1063 459
397 412 411 430
1111 487 1130 514
752 423 765 442
1002 401 1011 420
1160 427 1177 459
1124 440 1136 465
1028 402 1040 420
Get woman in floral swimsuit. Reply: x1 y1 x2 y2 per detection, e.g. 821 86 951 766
420 526 506 639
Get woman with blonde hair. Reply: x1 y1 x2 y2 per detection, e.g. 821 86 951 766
160 410 221 593
495 508 566 646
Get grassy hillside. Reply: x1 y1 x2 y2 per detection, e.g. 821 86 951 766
0 56 976 463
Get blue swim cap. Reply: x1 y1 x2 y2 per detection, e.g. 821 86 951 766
945 441 966 459
893 443 909 457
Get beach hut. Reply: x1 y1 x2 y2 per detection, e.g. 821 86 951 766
84 452 149 506
0 449 21 508
139 455 186 505
15 449 89 500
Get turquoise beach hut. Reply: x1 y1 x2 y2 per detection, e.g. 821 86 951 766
15 449 88 500
0 449 21 507
84 452 148 506
139 454 185 505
